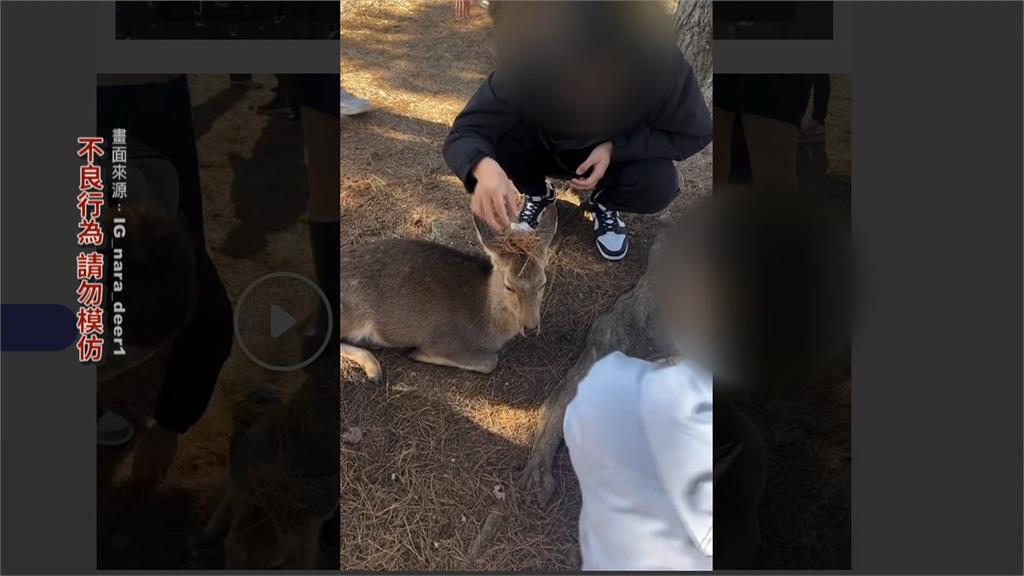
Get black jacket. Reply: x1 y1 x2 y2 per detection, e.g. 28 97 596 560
443 48 711 193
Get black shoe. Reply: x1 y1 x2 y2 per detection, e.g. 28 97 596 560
591 202 628 261
516 181 556 230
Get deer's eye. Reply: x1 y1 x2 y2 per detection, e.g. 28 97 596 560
505 284 515 292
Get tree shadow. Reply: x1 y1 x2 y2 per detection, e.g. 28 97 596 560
191 82 251 141
341 365 581 572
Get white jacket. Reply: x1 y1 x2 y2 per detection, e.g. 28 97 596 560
564 352 713 571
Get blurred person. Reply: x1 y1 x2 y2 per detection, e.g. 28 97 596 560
443 1 711 261
564 190 852 569
713 74 813 192
96 75 234 485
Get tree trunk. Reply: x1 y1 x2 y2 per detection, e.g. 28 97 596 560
674 0 713 99
517 234 674 503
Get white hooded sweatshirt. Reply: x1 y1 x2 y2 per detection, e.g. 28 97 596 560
564 351 713 571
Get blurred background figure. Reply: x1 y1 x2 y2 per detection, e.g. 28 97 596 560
713 74 813 192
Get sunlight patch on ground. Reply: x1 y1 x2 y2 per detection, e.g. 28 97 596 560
449 395 540 448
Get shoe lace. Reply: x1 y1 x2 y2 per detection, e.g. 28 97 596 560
595 206 619 232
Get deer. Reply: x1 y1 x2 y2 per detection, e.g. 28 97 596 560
340 205 558 383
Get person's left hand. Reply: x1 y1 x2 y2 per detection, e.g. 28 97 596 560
570 141 613 191
131 423 179 486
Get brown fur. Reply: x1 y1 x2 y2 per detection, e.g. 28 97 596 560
341 206 558 379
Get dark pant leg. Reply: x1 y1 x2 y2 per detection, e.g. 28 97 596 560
594 158 679 214
97 77 233 433
153 251 234 433
493 124 559 198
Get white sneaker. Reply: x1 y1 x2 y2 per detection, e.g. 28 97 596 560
591 202 628 261
340 89 371 116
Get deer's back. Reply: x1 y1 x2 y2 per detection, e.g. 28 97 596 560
341 239 493 347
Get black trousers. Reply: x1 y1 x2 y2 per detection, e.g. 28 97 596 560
97 76 233 434
714 74 813 129
493 124 679 214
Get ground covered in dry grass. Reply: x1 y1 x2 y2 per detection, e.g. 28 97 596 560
340 0 711 571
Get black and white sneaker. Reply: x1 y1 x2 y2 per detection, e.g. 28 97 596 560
591 202 628 261
515 181 556 231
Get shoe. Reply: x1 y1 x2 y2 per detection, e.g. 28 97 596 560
591 202 628 261
340 89 371 116
97 409 135 447
515 181 555 231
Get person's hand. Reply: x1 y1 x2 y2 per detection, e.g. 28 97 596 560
131 423 179 486
471 157 519 231
453 0 473 18
570 141 613 191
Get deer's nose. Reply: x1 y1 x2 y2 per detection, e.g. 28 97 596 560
523 326 540 338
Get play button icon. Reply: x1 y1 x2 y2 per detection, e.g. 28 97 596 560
234 272 333 371
269 305 296 339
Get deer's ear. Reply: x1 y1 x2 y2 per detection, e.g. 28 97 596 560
536 205 559 250
473 215 502 253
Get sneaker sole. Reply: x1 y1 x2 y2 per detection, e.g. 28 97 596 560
595 239 628 261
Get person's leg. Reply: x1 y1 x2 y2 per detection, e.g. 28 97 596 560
596 158 679 214
493 123 552 198
811 74 831 125
493 123 557 229
96 76 233 439
800 74 830 143
154 251 234 433
714 108 736 190
739 112 800 193
299 82 341 356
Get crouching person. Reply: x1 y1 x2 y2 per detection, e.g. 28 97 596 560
563 191 853 569
443 1 710 261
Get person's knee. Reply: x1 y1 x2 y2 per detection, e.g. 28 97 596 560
605 159 678 214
